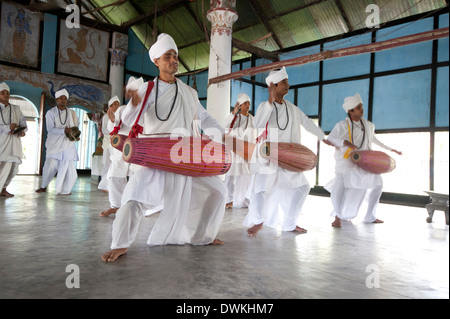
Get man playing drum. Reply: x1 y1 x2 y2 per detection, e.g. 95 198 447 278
243 67 333 237
325 93 402 227
102 33 226 263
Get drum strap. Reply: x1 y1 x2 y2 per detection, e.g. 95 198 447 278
343 121 353 159
128 81 155 138
256 121 269 143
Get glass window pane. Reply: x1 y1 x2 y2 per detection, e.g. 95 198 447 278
376 132 429 195
372 70 431 129
320 132 430 195
298 86 319 116
194 71 208 98
323 33 372 80
254 58 273 84
73 108 97 170
281 45 321 85
301 118 319 186
375 19 433 72
254 85 268 114
436 66 449 127
321 79 370 132
318 135 336 186
438 13 449 63
434 132 449 193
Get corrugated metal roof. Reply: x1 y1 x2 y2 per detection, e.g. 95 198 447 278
14 0 449 74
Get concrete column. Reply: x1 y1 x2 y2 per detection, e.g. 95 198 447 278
109 32 128 101
206 0 238 127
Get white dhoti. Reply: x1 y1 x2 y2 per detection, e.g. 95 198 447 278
325 168 383 223
244 170 311 231
41 157 78 194
111 168 225 249
0 162 19 190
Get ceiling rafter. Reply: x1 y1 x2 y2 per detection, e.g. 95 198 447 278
121 0 187 28
334 0 353 33
247 0 284 50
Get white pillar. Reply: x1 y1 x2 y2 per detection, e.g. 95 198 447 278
109 32 128 102
206 0 238 127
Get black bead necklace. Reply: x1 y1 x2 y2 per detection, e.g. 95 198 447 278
273 101 289 131
155 78 178 122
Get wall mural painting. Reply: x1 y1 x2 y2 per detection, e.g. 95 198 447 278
57 21 110 82
0 1 41 68
0 64 109 113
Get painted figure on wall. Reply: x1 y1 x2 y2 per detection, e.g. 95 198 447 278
7 8 32 62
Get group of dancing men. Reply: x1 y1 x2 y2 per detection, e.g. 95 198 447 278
0 33 402 263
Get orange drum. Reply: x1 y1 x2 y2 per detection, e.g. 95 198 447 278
122 136 231 177
225 136 317 172
350 150 396 174
110 134 128 151
260 142 317 172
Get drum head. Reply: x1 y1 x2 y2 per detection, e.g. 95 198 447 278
259 142 271 160
123 142 131 158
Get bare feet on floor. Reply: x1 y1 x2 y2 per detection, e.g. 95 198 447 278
247 223 263 237
225 202 233 209
99 207 118 217
210 238 224 245
102 248 128 263
35 187 46 193
0 188 14 197
372 219 384 224
293 226 307 233
331 216 341 227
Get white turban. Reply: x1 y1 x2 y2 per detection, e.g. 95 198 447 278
237 93 251 105
149 33 178 64
108 96 120 107
343 93 363 112
126 76 144 91
265 66 288 86
0 82 10 92
55 89 69 99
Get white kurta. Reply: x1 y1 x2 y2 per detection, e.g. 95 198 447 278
98 113 112 191
104 105 142 209
244 100 325 231
325 117 394 221
0 103 27 190
111 78 226 249
40 106 79 194
223 112 255 207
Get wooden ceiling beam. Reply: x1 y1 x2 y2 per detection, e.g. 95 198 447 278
232 38 279 62
209 27 449 85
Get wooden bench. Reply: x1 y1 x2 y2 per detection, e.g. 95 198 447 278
424 191 449 225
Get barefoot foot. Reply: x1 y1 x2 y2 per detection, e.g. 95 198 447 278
0 188 14 197
35 187 46 193
331 216 341 228
247 223 263 237
210 238 224 245
372 219 384 224
293 226 307 233
102 248 128 263
225 202 233 209
100 207 118 217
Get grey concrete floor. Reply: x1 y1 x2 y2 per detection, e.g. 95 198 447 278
0 175 448 299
